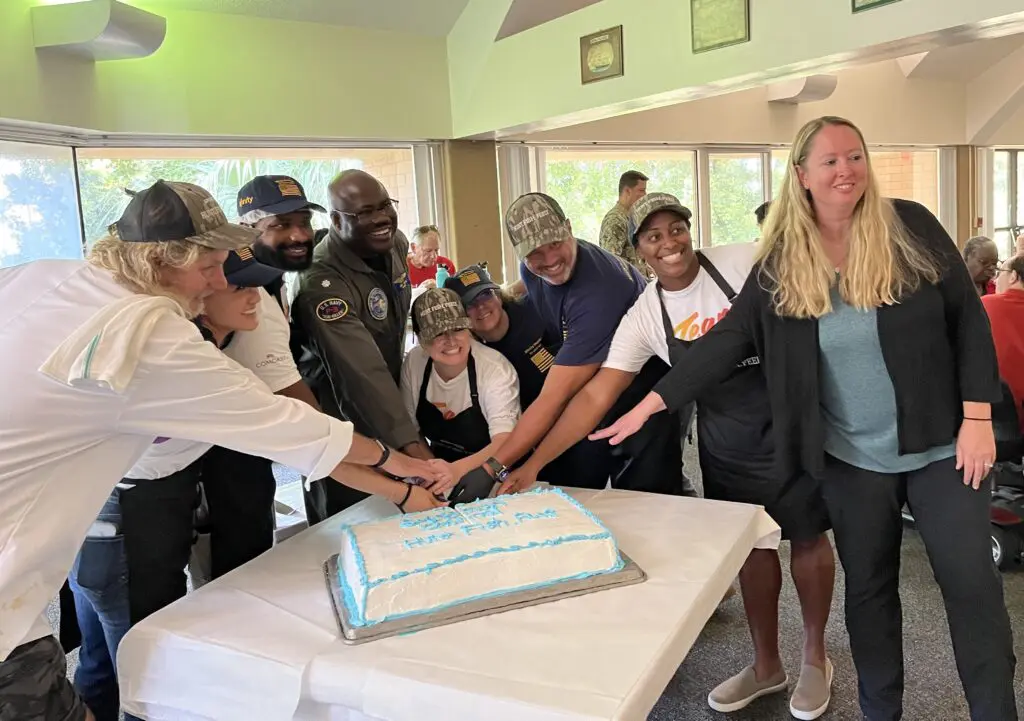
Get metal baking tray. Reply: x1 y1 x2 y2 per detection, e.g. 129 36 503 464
323 551 646 644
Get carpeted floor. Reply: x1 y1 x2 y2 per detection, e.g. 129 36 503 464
52 441 1024 720
650 442 1024 721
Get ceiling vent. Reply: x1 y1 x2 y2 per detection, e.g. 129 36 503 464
766 75 839 104
32 0 167 61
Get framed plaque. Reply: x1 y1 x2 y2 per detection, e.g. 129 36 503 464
691 0 749 54
580 25 624 84
853 0 901 12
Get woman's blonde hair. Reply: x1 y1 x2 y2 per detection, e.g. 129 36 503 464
758 116 940 318
88 228 212 316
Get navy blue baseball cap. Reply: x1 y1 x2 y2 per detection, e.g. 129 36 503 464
236 175 326 220
223 246 284 288
444 264 500 306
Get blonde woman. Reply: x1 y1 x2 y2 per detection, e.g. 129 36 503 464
0 180 448 720
594 117 1016 721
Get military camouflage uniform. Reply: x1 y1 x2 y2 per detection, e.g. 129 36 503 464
598 203 643 271
0 637 88 721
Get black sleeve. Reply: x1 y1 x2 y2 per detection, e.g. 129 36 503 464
896 199 1002 404
653 268 763 412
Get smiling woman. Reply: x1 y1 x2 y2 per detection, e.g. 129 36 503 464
401 287 522 486
596 116 1018 721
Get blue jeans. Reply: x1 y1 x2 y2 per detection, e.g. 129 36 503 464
67 490 142 721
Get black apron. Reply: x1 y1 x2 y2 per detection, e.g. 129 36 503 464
415 354 492 463
656 252 775 499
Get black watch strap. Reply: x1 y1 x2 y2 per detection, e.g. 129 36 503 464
370 439 390 469
484 456 509 481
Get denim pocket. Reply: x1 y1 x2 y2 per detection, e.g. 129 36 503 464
71 535 128 595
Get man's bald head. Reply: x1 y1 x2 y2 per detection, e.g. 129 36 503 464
328 170 398 256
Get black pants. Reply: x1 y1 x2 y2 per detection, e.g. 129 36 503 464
821 454 1017 721
200 446 277 578
120 467 200 624
303 475 369 526
567 357 683 495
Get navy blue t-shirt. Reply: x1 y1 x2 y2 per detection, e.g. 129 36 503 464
521 240 646 367
482 299 560 409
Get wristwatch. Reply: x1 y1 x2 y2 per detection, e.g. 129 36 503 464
370 439 390 469
483 456 510 481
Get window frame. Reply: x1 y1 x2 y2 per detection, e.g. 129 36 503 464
993 149 1022 256
0 122 450 261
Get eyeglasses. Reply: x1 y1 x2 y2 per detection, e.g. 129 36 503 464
414 224 439 237
335 198 399 223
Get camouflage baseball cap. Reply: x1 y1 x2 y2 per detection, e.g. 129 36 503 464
505 193 571 259
412 287 473 342
629 192 693 247
115 180 260 250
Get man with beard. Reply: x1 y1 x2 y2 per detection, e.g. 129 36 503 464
449 192 683 504
293 170 428 522
237 174 328 372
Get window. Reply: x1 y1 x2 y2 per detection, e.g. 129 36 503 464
707 152 764 245
75 147 421 246
543 149 697 242
770 149 791 198
0 141 83 267
993 150 1022 258
870 150 939 217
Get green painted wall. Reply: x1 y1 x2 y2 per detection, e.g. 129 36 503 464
448 0 1024 138
4 0 1024 140
0 0 453 139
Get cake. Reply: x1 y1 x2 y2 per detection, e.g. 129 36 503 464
337 487 623 627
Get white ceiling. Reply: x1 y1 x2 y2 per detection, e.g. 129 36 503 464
903 33 1024 81
134 0 473 36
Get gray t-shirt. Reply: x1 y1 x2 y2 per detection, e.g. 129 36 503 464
819 285 955 473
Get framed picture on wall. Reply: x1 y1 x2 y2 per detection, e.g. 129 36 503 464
691 0 750 54
580 25 624 84
852 0 901 12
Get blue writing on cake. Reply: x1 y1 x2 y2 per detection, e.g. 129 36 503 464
404 532 455 549
399 499 509 532
514 508 558 523
460 518 510 536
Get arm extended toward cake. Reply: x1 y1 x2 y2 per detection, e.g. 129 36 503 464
333 437 450 512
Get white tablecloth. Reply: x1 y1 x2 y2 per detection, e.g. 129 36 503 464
118 488 780 721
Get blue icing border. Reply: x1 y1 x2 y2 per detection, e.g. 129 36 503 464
335 487 624 628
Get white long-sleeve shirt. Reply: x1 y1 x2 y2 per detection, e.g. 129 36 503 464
0 260 353 661
125 288 299 480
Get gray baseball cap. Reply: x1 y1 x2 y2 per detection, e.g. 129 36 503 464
412 287 473 342
115 180 260 250
629 192 693 246
505 193 571 259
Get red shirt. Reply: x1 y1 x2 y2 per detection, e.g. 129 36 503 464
407 255 455 287
982 289 1024 431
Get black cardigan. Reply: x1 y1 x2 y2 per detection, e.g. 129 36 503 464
654 199 1001 481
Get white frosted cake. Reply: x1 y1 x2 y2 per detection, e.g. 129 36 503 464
336 487 623 627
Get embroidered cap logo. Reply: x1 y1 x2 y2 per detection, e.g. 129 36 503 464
275 179 302 197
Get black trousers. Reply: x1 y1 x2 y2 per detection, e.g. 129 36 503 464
821 454 1017 721
303 475 369 526
199 446 277 578
119 466 200 625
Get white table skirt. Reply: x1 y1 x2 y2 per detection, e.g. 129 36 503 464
118 488 780 721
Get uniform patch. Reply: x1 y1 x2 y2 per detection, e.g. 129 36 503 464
316 298 349 322
394 272 410 292
368 287 388 320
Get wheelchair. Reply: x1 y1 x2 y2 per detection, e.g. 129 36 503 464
901 381 1024 570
